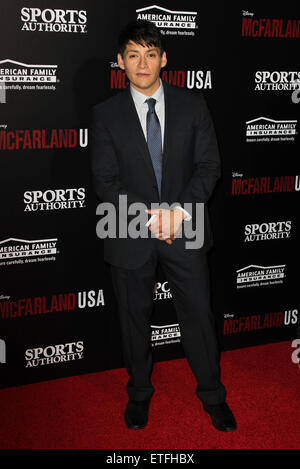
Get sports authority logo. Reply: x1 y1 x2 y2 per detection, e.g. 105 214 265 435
242 15 300 38
236 264 286 289
153 281 172 300
151 323 181 347
20 8 87 33
0 289 105 319
244 221 291 242
0 237 58 266
246 117 297 142
24 188 86 212
254 71 300 91
136 5 197 36
0 128 88 150
25 341 84 368
232 175 300 195
0 339 6 363
223 309 298 335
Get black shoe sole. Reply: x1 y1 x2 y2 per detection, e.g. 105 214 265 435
211 422 237 432
125 417 148 430
203 408 237 432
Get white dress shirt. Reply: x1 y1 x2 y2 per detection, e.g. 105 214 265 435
130 78 165 147
130 80 191 222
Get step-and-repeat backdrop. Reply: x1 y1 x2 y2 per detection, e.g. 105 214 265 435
1 2 299 387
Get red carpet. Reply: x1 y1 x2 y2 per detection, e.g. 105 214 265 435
0 340 299 449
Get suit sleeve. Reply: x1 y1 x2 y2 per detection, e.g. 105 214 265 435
177 94 221 210
90 107 149 217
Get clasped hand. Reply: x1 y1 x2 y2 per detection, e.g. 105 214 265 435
145 208 185 245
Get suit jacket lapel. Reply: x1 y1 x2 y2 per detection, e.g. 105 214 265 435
118 82 177 193
162 81 176 178
119 87 158 184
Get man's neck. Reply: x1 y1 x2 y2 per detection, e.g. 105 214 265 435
130 79 161 97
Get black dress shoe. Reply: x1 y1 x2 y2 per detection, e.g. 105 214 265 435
203 402 237 432
124 399 150 429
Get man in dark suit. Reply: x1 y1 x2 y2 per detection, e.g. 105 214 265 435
91 20 236 432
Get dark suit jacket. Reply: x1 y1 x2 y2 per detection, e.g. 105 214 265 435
90 80 221 269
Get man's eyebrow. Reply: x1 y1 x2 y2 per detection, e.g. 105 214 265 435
126 48 158 53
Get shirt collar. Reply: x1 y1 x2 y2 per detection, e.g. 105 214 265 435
130 78 164 107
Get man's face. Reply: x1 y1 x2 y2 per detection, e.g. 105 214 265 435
117 41 167 96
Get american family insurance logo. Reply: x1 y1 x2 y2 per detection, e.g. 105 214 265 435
151 323 181 347
236 264 286 289
0 59 58 83
0 59 58 100
136 5 197 36
0 237 58 266
246 117 297 142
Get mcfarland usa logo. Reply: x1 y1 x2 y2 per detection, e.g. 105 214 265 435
232 174 300 195
254 71 300 91
244 221 292 242
20 8 87 33
0 128 88 150
136 5 197 37
236 264 286 289
246 117 298 143
223 309 298 335
110 64 212 90
0 289 104 320
242 14 300 38
0 237 58 266
25 341 84 368
24 188 86 212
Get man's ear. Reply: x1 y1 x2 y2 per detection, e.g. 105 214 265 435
117 53 125 70
160 51 167 69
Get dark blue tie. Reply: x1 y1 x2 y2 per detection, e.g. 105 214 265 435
146 98 162 196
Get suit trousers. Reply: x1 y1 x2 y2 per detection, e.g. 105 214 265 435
110 238 226 405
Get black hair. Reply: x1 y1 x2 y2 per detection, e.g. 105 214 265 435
118 20 165 57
